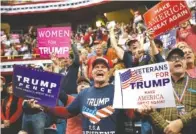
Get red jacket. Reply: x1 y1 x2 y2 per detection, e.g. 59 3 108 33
1 95 23 124
177 25 196 52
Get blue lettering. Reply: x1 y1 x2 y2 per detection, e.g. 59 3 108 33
137 82 143 89
130 78 170 89
130 83 136 89
163 78 170 86
144 81 151 88
152 79 162 87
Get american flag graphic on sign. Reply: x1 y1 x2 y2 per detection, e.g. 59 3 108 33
120 69 143 89
82 105 115 124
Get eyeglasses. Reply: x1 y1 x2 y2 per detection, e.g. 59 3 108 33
168 55 184 62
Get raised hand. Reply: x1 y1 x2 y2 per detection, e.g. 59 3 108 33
146 29 154 40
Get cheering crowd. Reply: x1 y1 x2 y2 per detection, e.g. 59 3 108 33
1 26 38 60
1 4 196 134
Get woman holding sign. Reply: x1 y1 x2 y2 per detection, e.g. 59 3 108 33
1 82 23 134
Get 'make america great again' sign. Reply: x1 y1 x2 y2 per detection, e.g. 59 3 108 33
143 1 191 37
13 65 62 107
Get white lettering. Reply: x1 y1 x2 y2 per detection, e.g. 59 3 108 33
17 75 22 81
32 79 39 85
25 84 30 89
48 89 52 94
23 77 29 83
51 30 58 37
40 81 49 87
38 30 70 38
38 31 45 37
40 87 45 92
87 98 110 106
50 83 57 88
19 83 23 86
33 86 37 90
39 47 69 55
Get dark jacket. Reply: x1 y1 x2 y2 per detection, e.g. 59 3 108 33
59 43 80 103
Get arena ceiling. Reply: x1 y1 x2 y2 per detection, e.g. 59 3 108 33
1 1 158 30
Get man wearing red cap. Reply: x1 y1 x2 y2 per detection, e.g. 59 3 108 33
87 44 113 81
41 57 133 134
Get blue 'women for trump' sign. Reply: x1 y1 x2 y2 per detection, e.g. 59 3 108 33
13 65 62 107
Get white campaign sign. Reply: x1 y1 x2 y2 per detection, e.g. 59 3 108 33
113 62 176 109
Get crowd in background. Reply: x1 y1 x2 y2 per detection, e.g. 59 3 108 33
1 4 196 134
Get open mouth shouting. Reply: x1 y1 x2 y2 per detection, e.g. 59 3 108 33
96 71 105 79
174 63 183 69
186 55 191 60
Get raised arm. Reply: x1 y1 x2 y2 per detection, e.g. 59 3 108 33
71 41 80 66
46 106 74 119
46 92 82 119
109 28 125 60
147 30 165 63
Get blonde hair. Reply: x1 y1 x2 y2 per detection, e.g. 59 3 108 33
176 41 188 50
183 47 196 65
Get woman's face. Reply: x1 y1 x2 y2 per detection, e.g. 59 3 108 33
7 86 13 94
183 47 195 65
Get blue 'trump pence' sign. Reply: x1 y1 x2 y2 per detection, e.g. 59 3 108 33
13 65 62 107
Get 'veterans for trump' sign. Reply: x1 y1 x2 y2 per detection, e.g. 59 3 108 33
143 1 191 37
113 62 176 109
13 65 62 107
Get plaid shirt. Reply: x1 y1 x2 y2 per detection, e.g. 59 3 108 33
149 75 196 133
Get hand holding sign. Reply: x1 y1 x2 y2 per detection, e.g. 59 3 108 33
136 104 154 115
26 99 44 110
50 53 59 66
146 29 154 40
